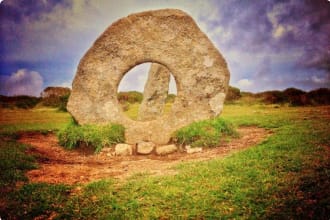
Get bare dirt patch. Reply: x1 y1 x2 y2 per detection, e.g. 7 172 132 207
19 127 272 185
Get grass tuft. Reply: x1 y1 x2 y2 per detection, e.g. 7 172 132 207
57 119 125 153
172 117 238 148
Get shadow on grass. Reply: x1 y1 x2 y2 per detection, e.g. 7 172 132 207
267 156 330 219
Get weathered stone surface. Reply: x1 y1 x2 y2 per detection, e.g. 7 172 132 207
115 144 133 156
185 145 202 154
155 144 177 155
137 63 170 121
67 9 230 145
136 141 155 155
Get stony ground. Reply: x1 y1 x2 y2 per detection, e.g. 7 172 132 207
19 126 272 185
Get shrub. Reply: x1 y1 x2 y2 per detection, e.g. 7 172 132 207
283 87 305 97
307 88 330 105
118 91 143 104
225 86 241 102
41 96 61 107
283 88 308 106
260 90 286 104
0 95 40 109
41 87 71 98
41 94 70 111
57 120 125 153
255 87 330 106
40 87 71 111
172 118 237 148
58 94 70 112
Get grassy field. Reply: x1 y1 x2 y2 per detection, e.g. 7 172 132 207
124 102 173 120
0 104 329 219
0 107 70 134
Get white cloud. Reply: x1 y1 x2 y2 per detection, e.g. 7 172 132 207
273 25 285 38
311 75 325 84
2 69 43 96
237 78 253 88
272 24 295 39
267 3 296 39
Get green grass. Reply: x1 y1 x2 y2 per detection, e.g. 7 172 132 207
173 117 238 147
124 103 140 120
58 106 328 219
0 104 329 219
0 133 71 219
57 120 125 153
0 135 37 188
0 107 71 134
5 183 71 219
123 102 173 120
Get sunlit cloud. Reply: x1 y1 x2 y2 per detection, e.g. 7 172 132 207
237 79 253 88
0 69 43 96
311 75 326 84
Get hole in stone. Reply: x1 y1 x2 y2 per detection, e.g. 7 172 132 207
118 62 177 121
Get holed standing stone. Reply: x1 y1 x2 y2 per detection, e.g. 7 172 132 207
67 9 230 145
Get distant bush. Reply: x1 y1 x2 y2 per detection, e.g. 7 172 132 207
225 86 241 102
118 91 143 104
258 90 286 104
57 120 125 153
58 94 70 111
41 87 71 98
256 87 329 106
0 95 40 109
172 118 237 148
283 88 305 97
282 88 308 106
41 96 61 107
40 87 71 111
307 88 330 105
41 94 70 111
117 87 330 107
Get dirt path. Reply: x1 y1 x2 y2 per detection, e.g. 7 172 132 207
19 127 272 185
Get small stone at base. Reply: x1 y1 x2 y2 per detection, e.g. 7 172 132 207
155 144 178 155
137 141 155 155
185 145 202 154
115 144 133 156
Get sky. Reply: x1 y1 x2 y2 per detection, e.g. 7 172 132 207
0 0 329 97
